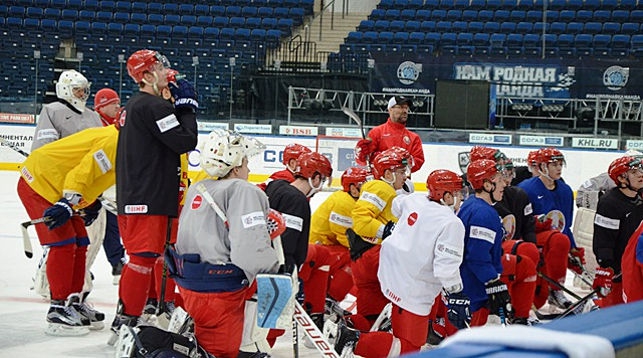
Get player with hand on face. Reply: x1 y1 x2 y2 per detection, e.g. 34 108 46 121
335 169 467 357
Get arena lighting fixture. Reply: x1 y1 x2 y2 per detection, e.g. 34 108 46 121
542 104 565 112
511 103 534 112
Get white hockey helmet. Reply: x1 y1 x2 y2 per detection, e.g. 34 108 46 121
199 130 265 178
56 69 91 112
625 149 643 158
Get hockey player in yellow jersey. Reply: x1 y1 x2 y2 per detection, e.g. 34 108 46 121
345 147 412 332
300 167 369 331
17 124 118 336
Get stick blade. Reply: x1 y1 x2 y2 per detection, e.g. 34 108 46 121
20 223 33 258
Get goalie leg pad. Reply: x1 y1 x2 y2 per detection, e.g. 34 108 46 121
256 274 294 329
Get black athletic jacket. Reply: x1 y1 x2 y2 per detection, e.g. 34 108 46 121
494 185 537 244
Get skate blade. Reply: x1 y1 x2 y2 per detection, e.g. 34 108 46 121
89 321 105 330
107 331 119 346
45 323 90 337
112 275 121 286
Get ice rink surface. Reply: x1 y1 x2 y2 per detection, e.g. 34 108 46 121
0 170 594 357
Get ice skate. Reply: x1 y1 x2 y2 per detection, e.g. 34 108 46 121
334 321 360 355
69 293 105 330
45 300 90 337
548 290 585 315
108 301 140 346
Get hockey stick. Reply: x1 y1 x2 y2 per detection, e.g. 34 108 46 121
369 302 392 332
341 106 365 139
157 217 173 317
20 217 50 258
568 253 594 287
292 315 299 358
98 196 118 215
538 271 583 301
294 301 340 358
0 137 30 158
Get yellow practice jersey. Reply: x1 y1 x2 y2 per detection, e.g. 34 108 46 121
352 179 398 245
20 125 118 209
179 153 189 207
309 190 357 248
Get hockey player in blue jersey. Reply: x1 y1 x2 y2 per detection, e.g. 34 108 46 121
518 147 585 313
457 159 513 326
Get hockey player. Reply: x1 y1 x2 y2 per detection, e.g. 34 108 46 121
592 156 643 307
458 159 512 326
301 167 369 330
518 148 585 313
469 147 538 325
345 147 411 331
170 130 280 358
354 96 425 173
334 169 467 357
257 143 311 191
31 69 101 151
92 87 126 281
622 220 643 303
254 151 333 351
111 49 198 337
17 124 119 336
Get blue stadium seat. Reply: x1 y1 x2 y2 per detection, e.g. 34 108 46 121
258 7 273 17
156 25 171 37
557 33 575 54
250 28 266 41
416 9 431 21
219 27 235 39
229 17 246 28
358 20 374 31
235 28 251 40
436 21 452 32
173 25 188 38
107 22 123 35
575 10 593 23
457 32 473 45
453 0 468 9
140 24 155 36
43 8 60 19
385 9 401 19
473 32 490 54
420 20 436 32
273 7 288 18
147 2 162 14
409 31 424 44
389 20 405 32
181 15 196 26
619 10 638 22
98 0 114 11
265 29 282 42
401 9 416 20
440 32 457 52
549 22 566 34
593 34 611 56
369 9 386 20
124 23 140 36
549 0 566 10
565 22 583 34
467 21 483 33
213 16 229 27
374 20 390 31
601 22 620 34
509 10 526 22
246 16 261 29
207 5 224 16
78 10 94 21
466 0 483 10
506 33 523 48
446 10 462 21
621 23 639 35
346 31 362 43
489 33 507 55
179 4 193 15
452 21 467 33
500 22 516 33
462 10 477 21
58 19 73 35
89 21 106 34
600 0 618 9
163 3 178 14
362 31 378 43
148 13 163 25
437 0 453 9
574 33 593 55
501 0 517 10
115 1 130 12
95 11 111 22
130 1 146 13
204 27 220 39
26 6 42 18
300 0 314 15
516 0 534 10
194 4 209 16
631 35 643 57
113 12 130 23
84 0 99 11
196 15 213 27
567 0 583 10
583 22 603 35
477 10 493 21
277 18 294 35
516 22 532 33
260 17 277 29
526 10 542 22
559 10 575 22
610 34 630 57
533 22 548 33
431 9 447 20
593 10 610 22
131 13 146 24
242 6 258 17
545 10 559 21
483 21 500 33
405 20 421 32
618 0 637 10
9 5 25 17
393 32 409 43
486 0 502 10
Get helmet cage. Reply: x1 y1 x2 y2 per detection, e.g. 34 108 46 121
199 130 266 178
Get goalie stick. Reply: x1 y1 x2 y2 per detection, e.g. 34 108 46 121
294 301 340 358
20 217 50 258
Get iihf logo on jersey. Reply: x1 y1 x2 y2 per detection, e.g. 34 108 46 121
397 61 422 85
117 109 126 128
603 65 629 91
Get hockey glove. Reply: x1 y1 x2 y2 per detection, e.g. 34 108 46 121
485 279 513 319
568 247 586 275
170 79 198 112
446 291 471 330
43 198 74 230
346 228 375 261
382 221 396 240
81 200 102 226
593 266 614 298
533 216 553 233
354 138 376 166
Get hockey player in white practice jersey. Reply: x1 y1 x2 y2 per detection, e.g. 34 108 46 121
31 69 101 151
171 130 281 358
335 169 467 357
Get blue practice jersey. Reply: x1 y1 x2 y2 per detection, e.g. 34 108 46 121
518 176 576 246
457 196 504 309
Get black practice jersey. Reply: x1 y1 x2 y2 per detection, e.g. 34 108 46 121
494 186 536 244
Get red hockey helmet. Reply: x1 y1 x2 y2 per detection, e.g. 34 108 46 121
282 143 311 166
127 49 170 83
426 169 464 202
467 159 501 190
469 146 506 163
608 156 642 185
295 152 333 180
527 150 538 165
535 147 565 166
341 167 369 192
371 147 412 180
